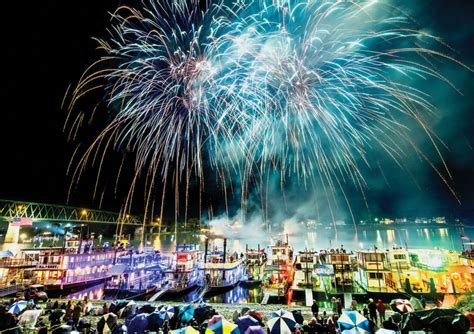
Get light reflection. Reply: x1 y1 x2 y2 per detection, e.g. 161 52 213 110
386 230 395 244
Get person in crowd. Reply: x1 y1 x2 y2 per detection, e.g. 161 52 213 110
102 302 109 315
382 316 399 331
362 304 369 318
368 298 377 323
64 301 73 323
376 299 386 324
0 305 17 334
163 320 171 334
294 324 302 334
336 298 343 315
72 301 83 327
321 310 328 324
350 297 358 311
311 300 319 317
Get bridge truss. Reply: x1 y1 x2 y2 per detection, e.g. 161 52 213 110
0 199 142 226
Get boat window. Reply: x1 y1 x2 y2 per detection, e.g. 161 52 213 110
368 272 383 279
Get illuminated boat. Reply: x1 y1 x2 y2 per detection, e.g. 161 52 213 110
262 238 294 302
241 245 266 287
199 237 245 296
293 249 318 290
104 247 165 299
158 245 204 299
29 237 129 297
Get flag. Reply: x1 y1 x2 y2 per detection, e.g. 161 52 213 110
7 217 33 226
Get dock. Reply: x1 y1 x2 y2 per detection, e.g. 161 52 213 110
261 292 270 305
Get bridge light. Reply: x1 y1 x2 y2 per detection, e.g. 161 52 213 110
126 214 130 219
17 205 23 210
81 209 87 216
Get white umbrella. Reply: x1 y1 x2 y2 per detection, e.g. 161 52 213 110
391 299 414 313
159 305 175 320
267 309 296 334
19 310 42 329
338 311 370 334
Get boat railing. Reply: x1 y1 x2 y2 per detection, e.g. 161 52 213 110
203 257 245 270
61 272 109 284
0 258 38 268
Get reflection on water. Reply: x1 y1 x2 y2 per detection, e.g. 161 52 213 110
67 284 105 301
182 285 262 304
206 285 262 304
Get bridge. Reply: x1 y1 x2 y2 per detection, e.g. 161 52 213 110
0 199 145 243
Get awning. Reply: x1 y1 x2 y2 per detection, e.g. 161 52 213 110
108 264 127 276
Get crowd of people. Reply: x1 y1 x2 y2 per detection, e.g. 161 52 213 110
0 294 413 334
2 292 467 334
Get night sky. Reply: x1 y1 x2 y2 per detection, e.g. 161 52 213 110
0 0 473 221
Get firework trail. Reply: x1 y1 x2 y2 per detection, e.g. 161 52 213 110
66 0 470 232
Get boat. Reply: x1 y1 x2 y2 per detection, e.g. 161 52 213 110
26 237 129 297
158 245 204 300
293 249 318 290
104 247 165 300
241 245 266 287
262 238 294 302
199 237 245 296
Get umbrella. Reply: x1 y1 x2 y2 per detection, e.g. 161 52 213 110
194 303 214 324
235 315 259 334
179 304 195 324
205 318 240 334
375 329 396 334
267 309 296 334
138 304 156 314
97 313 118 334
208 314 224 327
244 326 266 334
241 307 250 315
159 305 175 321
128 313 149 334
147 311 164 331
19 310 42 329
409 297 424 311
291 310 304 324
117 300 137 318
247 310 263 323
8 300 28 314
390 299 414 313
172 326 200 334
110 300 128 314
337 311 370 334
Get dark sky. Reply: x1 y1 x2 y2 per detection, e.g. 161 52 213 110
0 0 473 220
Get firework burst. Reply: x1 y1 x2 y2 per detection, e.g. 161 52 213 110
66 0 470 232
